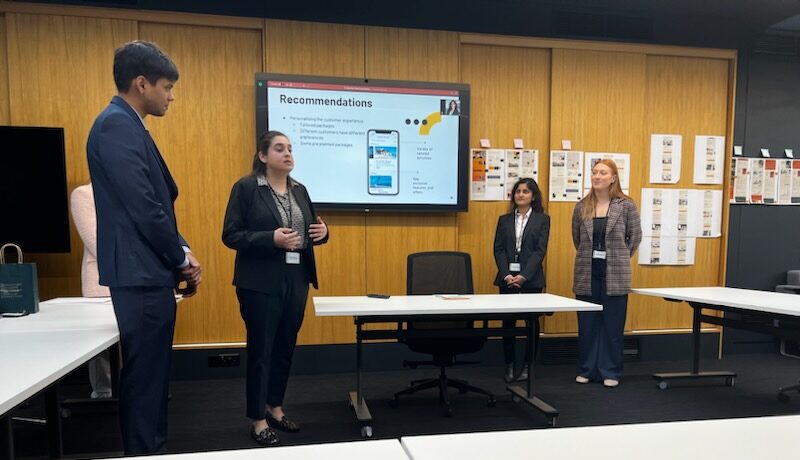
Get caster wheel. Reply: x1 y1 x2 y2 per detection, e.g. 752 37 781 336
487 398 496 408
512 394 521 403
726 377 736 387
60 408 72 419
658 381 668 390
778 393 790 403
360 426 373 438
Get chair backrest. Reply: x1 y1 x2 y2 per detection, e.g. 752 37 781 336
407 251 474 296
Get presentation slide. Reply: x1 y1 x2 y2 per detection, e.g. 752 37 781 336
265 80 463 207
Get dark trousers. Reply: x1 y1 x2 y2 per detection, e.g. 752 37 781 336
110 286 176 455
237 266 309 420
576 267 628 381
499 285 542 366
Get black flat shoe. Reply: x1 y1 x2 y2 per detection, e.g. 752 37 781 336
251 426 280 447
266 413 300 433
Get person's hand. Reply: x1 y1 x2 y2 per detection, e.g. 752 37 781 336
504 274 514 287
176 278 198 297
308 216 328 242
508 274 526 288
180 252 202 286
274 227 301 250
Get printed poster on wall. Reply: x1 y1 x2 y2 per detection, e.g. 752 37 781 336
792 160 800 204
583 152 631 195
693 135 725 184
640 188 723 238
471 149 540 201
750 158 765 204
638 236 696 266
731 157 750 203
650 134 682 184
763 159 779 204
777 159 793 204
549 150 584 202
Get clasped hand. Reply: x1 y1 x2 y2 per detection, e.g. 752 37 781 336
504 274 527 289
177 252 202 297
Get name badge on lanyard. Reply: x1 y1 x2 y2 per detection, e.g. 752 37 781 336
286 251 300 265
509 253 521 273
592 250 606 260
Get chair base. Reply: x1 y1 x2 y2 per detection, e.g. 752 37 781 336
391 367 495 417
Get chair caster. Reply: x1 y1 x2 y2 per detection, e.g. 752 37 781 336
60 408 71 419
658 381 668 390
725 377 735 387
511 394 521 403
487 397 496 408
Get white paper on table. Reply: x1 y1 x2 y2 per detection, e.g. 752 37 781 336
763 159 779 204
732 157 751 203
584 152 631 195
778 159 794 204
549 150 584 201
638 236 696 265
504 149 539 199
43 297 113 305
693 135 725 184
649 134 682 184
750 158 765 203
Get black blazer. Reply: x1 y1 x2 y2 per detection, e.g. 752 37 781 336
493 210 550 290
222 175 329 293
87 96 188 288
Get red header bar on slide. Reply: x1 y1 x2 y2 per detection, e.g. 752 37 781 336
267 80 459 97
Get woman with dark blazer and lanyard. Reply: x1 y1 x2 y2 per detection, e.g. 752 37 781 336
493 177 550 383
222 131 329 447
572 159 641 388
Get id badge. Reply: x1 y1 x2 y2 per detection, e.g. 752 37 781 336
285 252 300 265
509 262 521 272
592 250 607 260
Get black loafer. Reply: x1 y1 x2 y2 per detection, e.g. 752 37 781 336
251 426 280 447
266 412 300 433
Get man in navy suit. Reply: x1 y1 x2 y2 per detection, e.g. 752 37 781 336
87 41 202 455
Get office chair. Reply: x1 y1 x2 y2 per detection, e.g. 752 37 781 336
776 270 800 403
390 251 496 417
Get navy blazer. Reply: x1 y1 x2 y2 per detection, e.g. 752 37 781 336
87 96 188 288
222 175 329 293
493 210 550 290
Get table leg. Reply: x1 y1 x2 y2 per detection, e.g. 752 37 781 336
349 318 372 437
507 313 558 427
44 385 63 459
653 301 736 389
1 414 14 460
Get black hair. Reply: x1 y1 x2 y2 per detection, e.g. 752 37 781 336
509 177 544 214
251 130 289 176
113 41 179 92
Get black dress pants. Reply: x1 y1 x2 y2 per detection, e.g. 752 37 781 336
110 286 177 455
238 266 309 420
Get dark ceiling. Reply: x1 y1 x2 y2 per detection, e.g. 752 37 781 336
17 0 800 48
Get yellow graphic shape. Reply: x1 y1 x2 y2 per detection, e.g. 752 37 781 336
419 111 442 135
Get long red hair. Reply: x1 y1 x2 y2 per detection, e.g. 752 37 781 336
580 159 630 220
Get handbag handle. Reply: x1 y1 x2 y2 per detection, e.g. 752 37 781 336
0 243 24 264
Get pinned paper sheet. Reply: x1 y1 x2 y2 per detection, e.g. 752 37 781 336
761 148 770 158
562 139 572 150
513 138 524 149
785 149 794 158
734 145 743 156
480 138 491 148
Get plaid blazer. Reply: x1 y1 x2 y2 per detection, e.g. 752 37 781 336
571 197 642 296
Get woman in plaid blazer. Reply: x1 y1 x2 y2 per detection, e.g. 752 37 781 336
571 159 642 388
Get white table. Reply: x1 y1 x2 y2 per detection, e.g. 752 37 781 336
314 294 601 435
633 287 800 389
0 298 120 459
400 414 800 460
116 439 410 460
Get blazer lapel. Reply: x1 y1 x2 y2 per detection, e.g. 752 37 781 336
257 184 284 227
606 198 623 234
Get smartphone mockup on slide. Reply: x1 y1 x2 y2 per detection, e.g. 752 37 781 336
367 129 400 195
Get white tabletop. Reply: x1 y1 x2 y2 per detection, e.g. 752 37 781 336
401 415 800 460
633 287 800 317
0 328 119 415
314 293 601 317
115 439 409 460
0 297 118 334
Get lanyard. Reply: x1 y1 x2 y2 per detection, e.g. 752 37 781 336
268 179 293 228
594 203 611 251
514 210 530 254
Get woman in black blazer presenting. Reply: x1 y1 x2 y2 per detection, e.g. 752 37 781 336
222 131 329 447
493 178 550 383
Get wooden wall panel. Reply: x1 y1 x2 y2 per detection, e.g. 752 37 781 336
459 44 551 294
137 23 262 344
546 49 647 333
6 13 136 301
264 19 367 344
265 19 364 77
628 56 729 330
0 15 9 124
363 27 460 295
